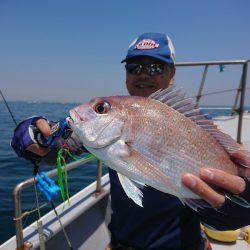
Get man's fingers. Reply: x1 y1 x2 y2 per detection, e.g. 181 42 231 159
182 168 247 208
182 174 225 208
200 168 246 195
35 119 51 138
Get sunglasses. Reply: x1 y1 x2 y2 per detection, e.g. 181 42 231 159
125 63 166 76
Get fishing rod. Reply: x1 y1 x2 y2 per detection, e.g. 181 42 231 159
0 89 18 126
0 89 74 249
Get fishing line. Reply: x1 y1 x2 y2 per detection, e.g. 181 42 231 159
34 164 75 250
50 200 74 250
33 164 46 250
1 87 75 248
0 89 47 248
0 89 18 126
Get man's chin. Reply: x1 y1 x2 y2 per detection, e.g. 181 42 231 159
133 87 157 97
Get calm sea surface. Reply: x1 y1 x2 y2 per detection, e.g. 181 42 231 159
0 101 244 244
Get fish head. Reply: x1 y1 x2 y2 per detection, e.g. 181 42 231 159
69 96 126 149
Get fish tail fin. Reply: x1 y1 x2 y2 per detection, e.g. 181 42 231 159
181 191 250 212
224 192 250 208
180 198 211 211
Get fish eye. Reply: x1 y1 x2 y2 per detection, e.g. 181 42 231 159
94 101 111 114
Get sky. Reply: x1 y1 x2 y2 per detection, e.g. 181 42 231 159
0 0 250 106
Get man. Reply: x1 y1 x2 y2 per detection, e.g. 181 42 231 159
11 32 250 250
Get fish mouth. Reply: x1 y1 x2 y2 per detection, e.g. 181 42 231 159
69 109 83 125
68 109 122 150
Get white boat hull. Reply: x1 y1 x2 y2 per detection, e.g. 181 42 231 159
0 175 111 250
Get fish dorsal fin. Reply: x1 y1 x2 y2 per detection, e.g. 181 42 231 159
149 85 207 123
149 86 198 117
149 85 250 168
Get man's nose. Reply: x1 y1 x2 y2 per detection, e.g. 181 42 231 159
139 69 151 78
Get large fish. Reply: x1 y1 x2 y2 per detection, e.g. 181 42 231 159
69 85 250 210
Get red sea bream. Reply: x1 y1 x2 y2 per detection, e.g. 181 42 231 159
69 86 250 209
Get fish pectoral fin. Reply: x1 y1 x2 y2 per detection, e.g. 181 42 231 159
117 173 145 207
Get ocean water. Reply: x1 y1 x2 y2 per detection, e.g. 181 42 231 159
0 101 242 244
0 101 109 244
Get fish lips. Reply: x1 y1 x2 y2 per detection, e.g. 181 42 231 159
69 109 84 125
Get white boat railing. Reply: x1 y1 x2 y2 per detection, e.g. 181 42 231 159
13 155 101 250
175 59 249 143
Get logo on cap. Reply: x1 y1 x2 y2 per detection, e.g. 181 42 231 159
135 39 159 50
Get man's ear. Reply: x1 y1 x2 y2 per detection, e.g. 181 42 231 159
169 67 176 86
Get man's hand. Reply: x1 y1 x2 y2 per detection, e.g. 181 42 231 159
27 119 51 157
182 168 246 208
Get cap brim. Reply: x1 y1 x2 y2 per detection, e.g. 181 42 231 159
121 53 173 64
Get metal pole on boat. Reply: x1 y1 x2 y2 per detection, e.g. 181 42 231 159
33 172 46 250
231 75 243 115
237 61 248 143
96 160 103 194
13 181 31 250
196 65 208 106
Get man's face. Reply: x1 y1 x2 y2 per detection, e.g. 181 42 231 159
125 56 176 97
